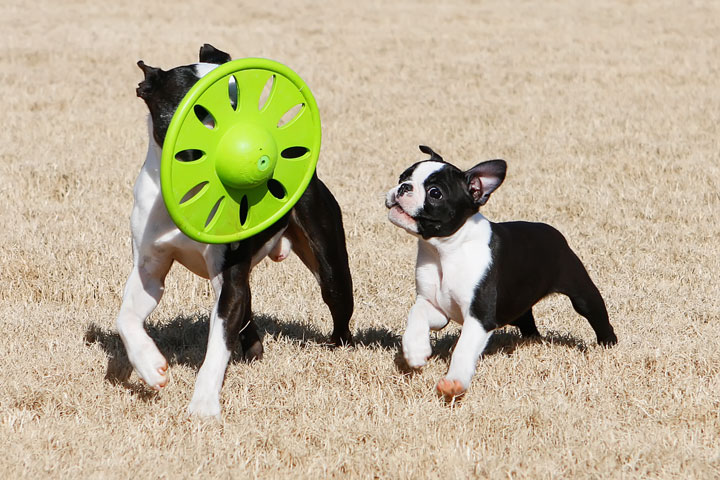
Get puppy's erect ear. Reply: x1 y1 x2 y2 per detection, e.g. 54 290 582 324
419 145 444 162
136 61 162 99
466 159 507 206
199 44 232 64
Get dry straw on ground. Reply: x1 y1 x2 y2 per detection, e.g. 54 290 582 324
1 0 719 478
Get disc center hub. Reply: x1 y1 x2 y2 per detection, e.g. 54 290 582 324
214 122 278 188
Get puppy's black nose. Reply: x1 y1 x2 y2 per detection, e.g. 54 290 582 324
397 183 413 197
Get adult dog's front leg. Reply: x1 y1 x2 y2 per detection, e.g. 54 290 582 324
116 256 172 390
188 259 253 418
402 298 447 369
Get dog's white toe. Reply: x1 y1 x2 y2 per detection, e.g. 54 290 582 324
188 393 221 418
402 327 432 369
404 343 432 369
128 341 169 389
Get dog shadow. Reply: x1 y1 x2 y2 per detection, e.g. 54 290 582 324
84 316 586 396
394 327 589 374
84 312 401 389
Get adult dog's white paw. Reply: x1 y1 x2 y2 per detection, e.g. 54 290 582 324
188 392 221 418
127 340 169 390
403 340 432 369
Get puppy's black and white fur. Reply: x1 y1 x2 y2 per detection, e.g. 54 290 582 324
116 44 353 417
386 146 617 398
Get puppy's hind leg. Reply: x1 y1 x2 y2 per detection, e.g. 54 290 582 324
116 255 172 390
286 175 354 346
510 309 541 338
558 253 617 346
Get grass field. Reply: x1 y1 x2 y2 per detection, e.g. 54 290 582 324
1 0 719 477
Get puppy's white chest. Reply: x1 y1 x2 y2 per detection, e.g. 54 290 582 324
415 215 493 321
435 262 469 320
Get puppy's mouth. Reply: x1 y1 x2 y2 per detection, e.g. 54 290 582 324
387 204 418 233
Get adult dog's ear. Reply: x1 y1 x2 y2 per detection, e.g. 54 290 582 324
136 61 162 99
466 159 507 206
419 145 444 162
199 44 232 64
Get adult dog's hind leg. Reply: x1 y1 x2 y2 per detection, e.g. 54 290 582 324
116 254 172 389
286 176 354 346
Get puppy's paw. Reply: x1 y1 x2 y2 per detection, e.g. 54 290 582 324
188 393 221 419
436 378 466 399
129 343 169 390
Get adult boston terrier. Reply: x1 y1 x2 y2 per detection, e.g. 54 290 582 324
385 146 616 399
116 44 353 417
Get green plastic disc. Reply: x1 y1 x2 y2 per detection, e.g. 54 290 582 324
161 58 321 243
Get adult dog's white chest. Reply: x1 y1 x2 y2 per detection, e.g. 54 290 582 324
414 213 493 323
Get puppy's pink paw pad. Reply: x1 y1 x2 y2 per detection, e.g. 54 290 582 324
436 378 465 398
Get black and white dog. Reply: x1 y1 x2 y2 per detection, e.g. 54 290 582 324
386 146 617 398
116 44 353 417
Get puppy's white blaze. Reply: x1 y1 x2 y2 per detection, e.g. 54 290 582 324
398 161 445 216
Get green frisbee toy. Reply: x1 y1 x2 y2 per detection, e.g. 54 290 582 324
161 58 321 243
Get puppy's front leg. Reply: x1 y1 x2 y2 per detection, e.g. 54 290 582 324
188 260 252 418
437 316 491 398
402 298 448 369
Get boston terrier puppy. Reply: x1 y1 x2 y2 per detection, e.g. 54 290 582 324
116 44 353 417
385 146 617 399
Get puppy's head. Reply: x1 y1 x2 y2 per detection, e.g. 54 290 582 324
136 44 232 146
385 145 506 239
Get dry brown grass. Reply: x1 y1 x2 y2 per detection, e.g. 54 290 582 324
2 0 719 477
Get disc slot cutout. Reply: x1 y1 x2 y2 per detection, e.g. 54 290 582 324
228 75 238 111
205 196 225 228
281 146 309 159
180 181 209 204
239 195 249 225
174 149 205 162
267 179 286 199
258 75 276 111
194 105 216 129
277 103 304 128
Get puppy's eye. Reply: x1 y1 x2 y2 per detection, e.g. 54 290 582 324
427 187 443 199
